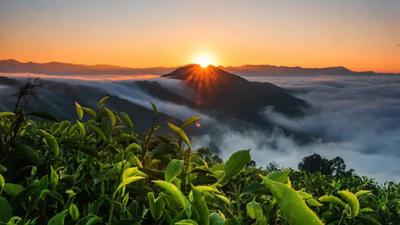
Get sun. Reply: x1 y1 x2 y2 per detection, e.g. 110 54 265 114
194 54 216 68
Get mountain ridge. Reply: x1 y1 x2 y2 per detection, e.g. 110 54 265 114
1 59 398 76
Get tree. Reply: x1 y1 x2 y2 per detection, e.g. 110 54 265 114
298 153 348 176
298 153 332 175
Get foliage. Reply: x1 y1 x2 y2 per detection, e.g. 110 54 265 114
0 95 399 225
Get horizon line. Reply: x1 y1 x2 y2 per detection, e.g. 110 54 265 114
1 58 399 74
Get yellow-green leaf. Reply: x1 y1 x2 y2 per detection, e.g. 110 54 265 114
104 107 116 127
39 130 60 157
181 116 201 128
97 96 109 108
0 112 15 119
76 120 85 139
74 102 84 120
153 180 188 209
167 122 190 147
165 159 184 182
261 174 324 225
220 150 251 185
69 203 80 220
115 176 145 194
192 186 209 225
339 190 360 217
318 195 346 207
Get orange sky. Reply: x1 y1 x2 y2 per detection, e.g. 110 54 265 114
1 1 399 73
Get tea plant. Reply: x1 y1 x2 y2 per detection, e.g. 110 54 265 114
0 96 399 225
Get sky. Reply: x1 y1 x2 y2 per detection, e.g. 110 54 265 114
0 0 399 72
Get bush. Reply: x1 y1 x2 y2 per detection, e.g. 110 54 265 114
0 96 399 225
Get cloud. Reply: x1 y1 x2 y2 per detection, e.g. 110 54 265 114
251 75 400 182
2 73 400 182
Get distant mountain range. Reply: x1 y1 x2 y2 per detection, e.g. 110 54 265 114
1 59 398 76
0 59 173 75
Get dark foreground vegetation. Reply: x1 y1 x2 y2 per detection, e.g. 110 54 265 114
0 80 399 225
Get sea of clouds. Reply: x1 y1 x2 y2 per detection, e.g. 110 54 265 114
224 75 400 182
1 73 400 182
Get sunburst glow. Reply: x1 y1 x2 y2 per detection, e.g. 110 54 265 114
194 54 216 68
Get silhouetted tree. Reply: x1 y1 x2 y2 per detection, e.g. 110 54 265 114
330 156 346 176
298 153 348 176
298 153 333 175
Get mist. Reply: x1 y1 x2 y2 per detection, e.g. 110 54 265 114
1 73 400 182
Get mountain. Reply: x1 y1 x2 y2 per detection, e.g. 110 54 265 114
1 59 398 76
0 59 174 75
223 64 399 76
0 77 180 132
138 64 308 125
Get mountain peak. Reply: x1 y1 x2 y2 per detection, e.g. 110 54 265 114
162 64 247 86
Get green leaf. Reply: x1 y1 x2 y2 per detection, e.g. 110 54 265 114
215 194 231 206
0 112 15 119
165 159 184 182
339 190 360 217
153 180 188 209
97 96 109 108
39 129 60 157
0 174 5 194
75 102 84 120
355 190 371 197
0 164 6 173
125 143 141 153
181 116 201 128
87 124 107 142
175 219 198 225
84 216 103 225
47 210 68 225
69 203 80 220
266 170 290 184
0 197 12 223
77 120 86 139
168 122 190 147
147 192 165 221
260 174 324 225
104 107 116 127
3 183 25 197
192 187 209 225
220 150 251 185
241 183 268 195
209 212 225 225
49 166 59 189
246 200 263 220
115 176 145 194
120 112 133 129
122 167 147 180
306 198 323 207
82 107 97 118
318 195 346 207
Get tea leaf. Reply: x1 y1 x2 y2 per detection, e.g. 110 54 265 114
192 186 209 225
0 197 12 223
97 96 109 108
47 210 68 225
339 190 360 217
75 102 84 120
0 112 15 119
168 122 190 147
153 180 188 209
104 107 116 127
181 116 201 128
261 175 324 225
220 150 251 185
165 159 184 182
